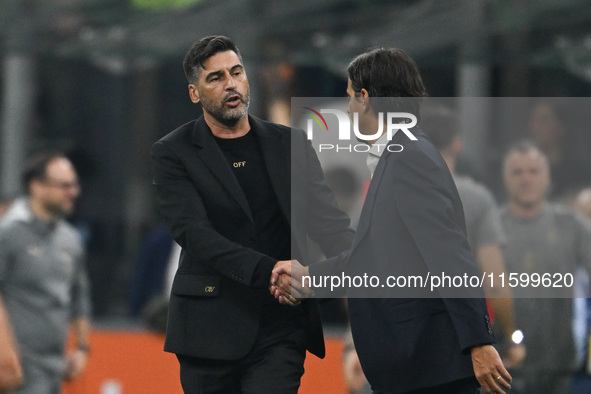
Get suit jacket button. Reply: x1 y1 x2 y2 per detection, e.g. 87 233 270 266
484 316 493 334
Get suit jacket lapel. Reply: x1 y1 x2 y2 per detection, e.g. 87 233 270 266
354 164 382 243
190 117 253 223
354 129 408 243
252 116 291 226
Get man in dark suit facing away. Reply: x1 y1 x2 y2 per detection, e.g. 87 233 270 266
150 35 354 393
272 48 512 393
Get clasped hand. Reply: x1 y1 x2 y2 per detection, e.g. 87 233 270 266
269 260 314 306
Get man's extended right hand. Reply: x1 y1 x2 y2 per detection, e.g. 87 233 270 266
269 260 313 306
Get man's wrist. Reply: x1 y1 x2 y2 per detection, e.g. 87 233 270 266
469 343 493 353
255 256 277 287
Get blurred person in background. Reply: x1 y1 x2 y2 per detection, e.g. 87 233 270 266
0 197 15 218
342 329 372 394
569 187 591 393
500 142 591 393
129 224 180 333
527 100 591 199
129 225 174 319
0 151 91 394
573 188 591 221
150 35 353 393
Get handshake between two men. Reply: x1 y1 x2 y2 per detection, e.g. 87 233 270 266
269 260 313 306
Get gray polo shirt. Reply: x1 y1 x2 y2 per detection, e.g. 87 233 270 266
454 175 505 250
500 203 591 373
0 198 91 376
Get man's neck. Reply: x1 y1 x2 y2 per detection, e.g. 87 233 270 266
508 200 545 220
441 152 456 174
28 198 56 223
204 113 250 139
364 117 383 145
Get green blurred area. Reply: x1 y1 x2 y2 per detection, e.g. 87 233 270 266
132 0 204 10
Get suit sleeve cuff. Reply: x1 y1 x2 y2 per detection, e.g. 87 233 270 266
251 256 277 287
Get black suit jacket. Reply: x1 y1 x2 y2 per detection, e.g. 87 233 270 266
150 115 353 360
310 129 495 393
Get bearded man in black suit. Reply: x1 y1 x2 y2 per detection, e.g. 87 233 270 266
151 35 354 394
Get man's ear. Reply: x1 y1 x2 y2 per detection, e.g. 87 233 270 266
359 89 373 112
29 179 43 198
188 84 200 104
359 88 373 113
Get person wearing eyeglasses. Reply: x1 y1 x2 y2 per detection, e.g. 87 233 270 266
0 151 91 394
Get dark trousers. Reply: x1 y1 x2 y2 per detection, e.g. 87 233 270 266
375 377 480 394
177 318 307 394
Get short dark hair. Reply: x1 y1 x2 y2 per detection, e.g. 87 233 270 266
420 105 460 151
183 35 243 83
347 48 427 115
22 151 67 194
502 140 549 171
